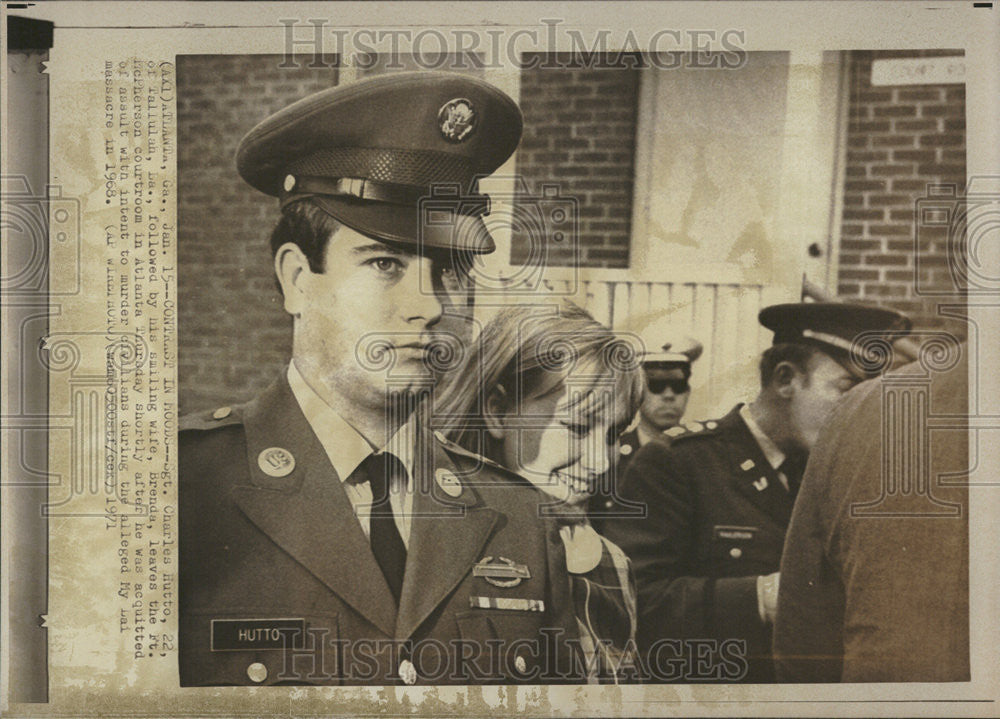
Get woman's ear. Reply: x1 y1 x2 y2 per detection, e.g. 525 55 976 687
484 384 510 440
274 242 310 316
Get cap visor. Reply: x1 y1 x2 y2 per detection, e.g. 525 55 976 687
306 195 496 255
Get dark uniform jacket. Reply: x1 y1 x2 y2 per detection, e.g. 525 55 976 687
588 428 670 533
603 406 795 682
774 355 969 682
179 374 586 686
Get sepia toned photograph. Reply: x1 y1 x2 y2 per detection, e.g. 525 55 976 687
2 2 998 716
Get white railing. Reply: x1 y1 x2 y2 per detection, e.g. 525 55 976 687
484 268 796 421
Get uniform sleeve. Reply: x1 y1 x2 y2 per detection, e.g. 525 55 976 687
603 441 765 665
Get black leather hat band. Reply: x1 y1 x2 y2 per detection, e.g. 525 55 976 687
281 175 491 217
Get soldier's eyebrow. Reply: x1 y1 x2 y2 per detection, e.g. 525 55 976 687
350 243 411 257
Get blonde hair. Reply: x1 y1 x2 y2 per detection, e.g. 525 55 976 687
432 302 645 460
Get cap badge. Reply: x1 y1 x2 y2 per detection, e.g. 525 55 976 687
438 98 477 143
473 556 531 588
258 447 295 478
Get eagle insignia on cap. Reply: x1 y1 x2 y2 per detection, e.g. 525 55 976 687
438 98 477 142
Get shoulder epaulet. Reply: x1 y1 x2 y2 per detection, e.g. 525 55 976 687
179 404 245 432
666 419 722 442
431 430 508 471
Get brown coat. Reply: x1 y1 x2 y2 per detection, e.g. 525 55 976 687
179 374 584 686
773 353 969 682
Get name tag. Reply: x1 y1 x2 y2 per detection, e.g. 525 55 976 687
714 525 758 542
469 596 545 612
210 618 305 652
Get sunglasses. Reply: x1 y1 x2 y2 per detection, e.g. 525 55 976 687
647 377 690 395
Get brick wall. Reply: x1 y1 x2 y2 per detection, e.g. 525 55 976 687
513 55 640 268
837 50 967 337
177 55 339 414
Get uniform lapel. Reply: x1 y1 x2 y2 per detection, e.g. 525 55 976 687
231 375 397 637
395 432 499 641
720 406 796 526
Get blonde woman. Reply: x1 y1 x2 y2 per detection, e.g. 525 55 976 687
434 302 643 682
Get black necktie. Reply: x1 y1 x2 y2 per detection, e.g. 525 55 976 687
352 452 407 604
780 454 806 497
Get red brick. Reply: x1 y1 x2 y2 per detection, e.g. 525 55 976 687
868 195 912 207
865 253 909 265
872 135 915 148
857 89 892 102
863 284 907 297
847 150 889 163
868 224 913 237
845 179 888 192
941 149 966 163
870 164 914 176
852 120 891 133
841 238 881 251
885 269 919 282
839 268 880 281
920 103 964 117
898 88 943 102
892 178 936 192
892 149 936 163
874 105 917 118
887 239 915 252
894 119 940 132
843 208 885 221
919 164 966 178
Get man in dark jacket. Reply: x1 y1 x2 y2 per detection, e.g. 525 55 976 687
179 72 585 687
603 302 910 682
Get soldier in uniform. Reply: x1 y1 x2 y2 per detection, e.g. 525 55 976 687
602 302 910 682
179 72 585 686
589 335 702 529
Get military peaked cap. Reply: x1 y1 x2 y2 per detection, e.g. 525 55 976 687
759 301 911 360
642 335 704 367
236 71 523 254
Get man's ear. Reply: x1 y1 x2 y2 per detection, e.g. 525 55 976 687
274 242 310 316
772 361 802 399
484 384 510 440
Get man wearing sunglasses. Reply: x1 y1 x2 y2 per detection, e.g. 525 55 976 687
603 302 910 682
632 337 704 457
590 336 702 528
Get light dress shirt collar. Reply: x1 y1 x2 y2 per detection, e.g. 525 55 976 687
738 403 791 491
286 361 414 545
